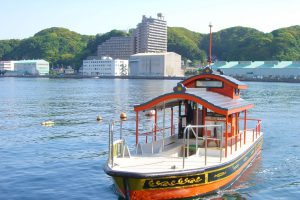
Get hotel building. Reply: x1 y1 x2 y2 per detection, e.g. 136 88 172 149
134 13 167 53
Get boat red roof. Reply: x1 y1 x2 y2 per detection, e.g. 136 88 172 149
134 69 253 115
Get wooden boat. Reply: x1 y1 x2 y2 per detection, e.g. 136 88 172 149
104 68 263 199
104 24 263 199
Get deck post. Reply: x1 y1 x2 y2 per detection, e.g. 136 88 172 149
225 115 228 158
202 107 207 136
136 111 139 145
163 102 165 150
230 114 233 155
171 107 174 135
196 104 199 136
154 108 157 141
235 112 238 151
244 110 247 145
240 114 242 148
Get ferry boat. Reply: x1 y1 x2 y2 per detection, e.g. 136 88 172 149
104 25 263 200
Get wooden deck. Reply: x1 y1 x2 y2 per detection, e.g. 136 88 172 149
111 131 263 173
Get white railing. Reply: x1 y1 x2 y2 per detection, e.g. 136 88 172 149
108 120 130 168
182 124 223 168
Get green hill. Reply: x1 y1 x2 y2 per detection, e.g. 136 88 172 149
0 25 300 69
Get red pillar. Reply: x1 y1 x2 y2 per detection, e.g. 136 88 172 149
171 107 174 136
225 115 228 158
230 115 233 155
235 113 238 151
202 107 207 136
154 108 157 141
244 110 247 145
136 111 139 145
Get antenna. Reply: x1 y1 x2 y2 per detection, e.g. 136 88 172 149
208 22 213 66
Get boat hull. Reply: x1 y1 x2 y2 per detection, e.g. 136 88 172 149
105 137 263 200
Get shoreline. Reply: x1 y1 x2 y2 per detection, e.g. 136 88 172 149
1 74 300 83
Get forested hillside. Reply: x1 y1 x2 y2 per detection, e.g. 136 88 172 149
0 25 300 69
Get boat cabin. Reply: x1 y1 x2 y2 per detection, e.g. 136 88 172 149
133 68 261 158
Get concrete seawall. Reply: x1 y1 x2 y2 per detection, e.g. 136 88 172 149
1 74 300 83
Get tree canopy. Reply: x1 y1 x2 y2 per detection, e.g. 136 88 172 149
0 25 300 69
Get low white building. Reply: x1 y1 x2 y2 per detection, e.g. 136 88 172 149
129 52 183 77
13 60 49 75
0 61 15 71
212 61 300 79
82 57 128 76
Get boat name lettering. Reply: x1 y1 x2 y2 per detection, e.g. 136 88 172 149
143 175 205 189
233 164 240 170
214 171 226 178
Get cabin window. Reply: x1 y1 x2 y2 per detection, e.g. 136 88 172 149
235 89 240 96
196 80 223 88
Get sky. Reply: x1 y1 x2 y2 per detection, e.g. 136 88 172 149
0 0 299 40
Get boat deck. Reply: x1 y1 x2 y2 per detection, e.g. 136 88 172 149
111 131 263 174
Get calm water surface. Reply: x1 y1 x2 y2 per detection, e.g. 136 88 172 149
0 77 299 199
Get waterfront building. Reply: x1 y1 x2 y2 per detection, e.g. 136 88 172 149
97 36 135 60
212 61 300 79
129 52 183 77
64 67 75 74
134 13 167 53
82 57 128 76
0 61 15 71
11 60 49 75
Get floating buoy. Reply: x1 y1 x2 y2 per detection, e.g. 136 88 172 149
96 115 103 121
41 121 55 126
145 110 155 116
120 112 127 121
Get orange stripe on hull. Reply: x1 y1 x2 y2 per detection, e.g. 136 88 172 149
129 148 261 200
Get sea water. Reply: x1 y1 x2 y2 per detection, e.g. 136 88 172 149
0 77 299 199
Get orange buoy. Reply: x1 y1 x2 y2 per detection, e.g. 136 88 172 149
120 112 127 121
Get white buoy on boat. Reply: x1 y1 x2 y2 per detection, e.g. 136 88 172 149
145 110 155 116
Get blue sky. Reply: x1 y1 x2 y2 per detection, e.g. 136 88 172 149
1 0 299 39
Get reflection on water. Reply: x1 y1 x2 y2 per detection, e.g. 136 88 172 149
0 78 300 199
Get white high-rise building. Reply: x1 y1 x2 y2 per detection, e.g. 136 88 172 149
135 13 167 53
82 57 128 76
